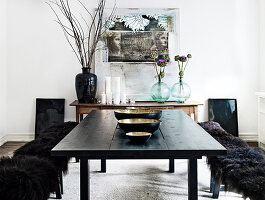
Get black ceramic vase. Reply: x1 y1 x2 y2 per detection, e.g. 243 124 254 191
75 68 97 103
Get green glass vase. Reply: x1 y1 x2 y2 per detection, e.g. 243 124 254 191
151 81 170 103
171 76 191 103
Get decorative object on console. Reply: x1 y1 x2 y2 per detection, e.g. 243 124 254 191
151 55 170 103
105 76 112 104
101 93 106 104
106 92 113 104
48 0 115 103
171 54 192 103
105 76 111 94
113 77 121 104
121 93 127 104
75 67 97 103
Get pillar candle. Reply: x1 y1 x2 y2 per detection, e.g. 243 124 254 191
106 92 112 104
113 93 120 105
112 77 120 105
121 93 127 104
105 77 111 95
101 93 106 104
113 77 120 95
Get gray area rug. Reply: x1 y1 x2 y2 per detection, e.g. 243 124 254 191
50 158 245 200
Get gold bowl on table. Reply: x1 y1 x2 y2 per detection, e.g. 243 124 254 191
126 132 152 143
125 107 150 110
114 109 162 120
118 118 161 133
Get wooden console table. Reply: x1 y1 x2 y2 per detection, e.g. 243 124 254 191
70 100 203 123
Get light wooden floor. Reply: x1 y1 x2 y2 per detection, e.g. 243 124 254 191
0 142 26 157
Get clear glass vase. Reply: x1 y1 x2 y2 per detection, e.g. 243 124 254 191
171 76 191 103
151 81 170 103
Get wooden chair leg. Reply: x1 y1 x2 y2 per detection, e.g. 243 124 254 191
212 176 221 199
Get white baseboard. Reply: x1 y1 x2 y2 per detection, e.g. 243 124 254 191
0 133 34 146
239 132 258 142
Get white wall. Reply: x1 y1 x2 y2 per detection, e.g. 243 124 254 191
259 0 265 92
3 0 260 140
0 0 7 145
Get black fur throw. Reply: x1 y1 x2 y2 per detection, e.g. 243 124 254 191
0 156 58 200
14 122 78 174
208 148 265 200
198 121 226 134
198 121 248 150
199 121 265 200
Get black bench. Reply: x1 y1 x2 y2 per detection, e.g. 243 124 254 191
199 121 265 200
0 122 77 200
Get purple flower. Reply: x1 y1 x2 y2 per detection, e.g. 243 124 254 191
181 56 185 58
159 59 165 62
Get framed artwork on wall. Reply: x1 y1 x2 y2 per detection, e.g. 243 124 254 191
103 8 179 62
35 98 65 138
95 8 179 100
208 98 239 137
106 31 168 62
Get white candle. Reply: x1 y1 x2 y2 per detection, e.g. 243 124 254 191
105 77 111 95
113 77 120 96
113 93 120 105
101 93 106 104
121 93 127 104
106 92 112 104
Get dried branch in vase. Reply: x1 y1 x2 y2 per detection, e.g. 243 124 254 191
47 0 116 69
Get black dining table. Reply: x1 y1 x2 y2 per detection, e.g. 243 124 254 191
51 110 226 200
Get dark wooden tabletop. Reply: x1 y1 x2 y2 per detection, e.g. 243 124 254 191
51 110 226 159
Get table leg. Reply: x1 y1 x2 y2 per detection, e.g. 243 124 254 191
194 106 198 122
76 107 80 123
101 159 106 173
188 159 198 200
80 114 84 121
80 158 89 200
210 170 214 193
169 158 174 173
212 176 221 199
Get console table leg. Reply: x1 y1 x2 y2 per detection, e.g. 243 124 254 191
188 159 198 200
194 106 198 122
101 159 106 173
169 158 174 173
76 108 80 123
80 158 89 200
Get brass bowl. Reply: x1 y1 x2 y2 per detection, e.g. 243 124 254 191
125 107 150 110
114 109 162 120
118 118 161 133
126 132 152 143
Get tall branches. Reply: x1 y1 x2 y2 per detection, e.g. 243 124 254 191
48 0 114 69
